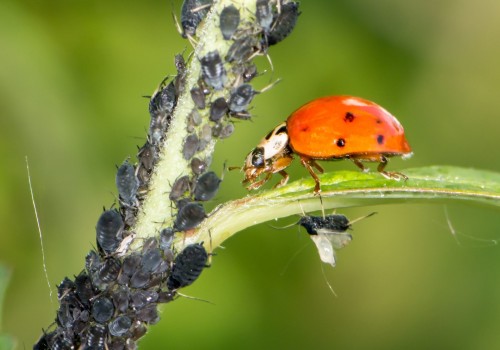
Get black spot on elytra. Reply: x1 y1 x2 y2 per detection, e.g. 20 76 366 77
336 138 346 147
301 126 309 132
344 112 355 122
376 134 384 145
376 119 382 124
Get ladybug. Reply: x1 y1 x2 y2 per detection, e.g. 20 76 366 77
241 96 412 193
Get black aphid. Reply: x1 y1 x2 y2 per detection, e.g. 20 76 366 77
267 2 300 46
219 122 235 139
228 84 257 113
140 247 162 273
149 80 176 144
160 228 175 251
190 157 208 175
174 202 206 231
190 86 206 109
112 285 130 313
198 124 212 151
75 272 94 308
174 53 187 97
116 160 139 206
182 134 200 160
167 243 208 290
194 171 222 201
200 51 227 90
181 0 213 38
136 304 160 324
92 296 114 323
209 97 229 122
82 324 106 350
226 36 258 63
131 290 159 310
57 277 75 299
109 316 132 337
95 209 124 254
298 214 351 235
220 4 240 40
94 257 121 289
256 0 273 31
130 269 150 289
169 175 191 201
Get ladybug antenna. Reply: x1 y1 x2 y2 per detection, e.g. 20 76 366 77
348 212 377 226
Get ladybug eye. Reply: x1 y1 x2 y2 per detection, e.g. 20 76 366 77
251 147 265 167
275 124 287 135
336 138 346 147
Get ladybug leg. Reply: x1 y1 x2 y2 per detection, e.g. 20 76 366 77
274 170 289 188
309 159 324 174
246 172 272 190
377 158 408 181
299 156 322 194
351 158 370 173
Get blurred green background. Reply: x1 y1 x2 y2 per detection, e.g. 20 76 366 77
1 0 500 349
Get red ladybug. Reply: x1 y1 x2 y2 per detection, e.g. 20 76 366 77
241 95 412 193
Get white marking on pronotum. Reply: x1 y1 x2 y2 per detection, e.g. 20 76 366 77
342 97 368 107
26 156 53 304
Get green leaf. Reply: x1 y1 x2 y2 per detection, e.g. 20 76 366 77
185 166 500 250
0 265 15 350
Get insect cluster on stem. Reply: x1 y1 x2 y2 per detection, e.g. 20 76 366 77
35 0 301 348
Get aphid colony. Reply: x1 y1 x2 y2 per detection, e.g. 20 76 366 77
35 1 301 349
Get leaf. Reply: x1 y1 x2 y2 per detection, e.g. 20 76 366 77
186 166 500 249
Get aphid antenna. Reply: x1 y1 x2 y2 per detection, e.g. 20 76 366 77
177 292 215 305
171 3 184 37
320 263 338 298
268 221 298 230
191 3 212 13
347 212 377 226
26 156 53 304
442 206 497 246
279 242 309 276
258 77 282 93
248 49 275 76
220 160 227 181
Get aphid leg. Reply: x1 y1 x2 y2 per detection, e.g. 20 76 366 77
171 10 184 37
300 156 322 194
348 212 377 226
377 156 408 181
206 230 215 266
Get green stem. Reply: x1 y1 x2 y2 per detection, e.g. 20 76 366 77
184 166 500 250
133 0 256 245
